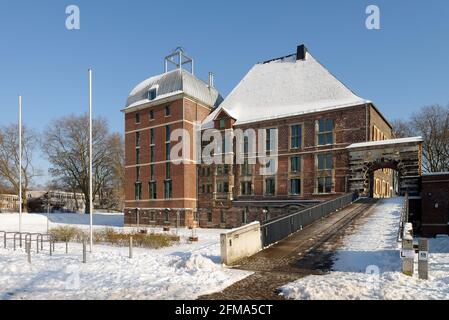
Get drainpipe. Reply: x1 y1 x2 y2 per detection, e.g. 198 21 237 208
366 104 369 141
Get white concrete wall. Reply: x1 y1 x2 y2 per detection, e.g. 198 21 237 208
220 221 262 265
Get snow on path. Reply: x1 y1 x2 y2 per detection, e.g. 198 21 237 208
280 197 449 300
0 213 251 300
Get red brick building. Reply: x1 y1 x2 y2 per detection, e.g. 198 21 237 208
122 45 393 228
421 173 449 236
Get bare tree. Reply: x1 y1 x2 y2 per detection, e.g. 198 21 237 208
104 133 125 211
391 119 412 139
0 124 40 211
42 114 123 213
410 105 449 173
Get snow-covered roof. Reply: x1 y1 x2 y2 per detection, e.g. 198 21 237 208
124 69 223 111
347 137 423 149
202 51 369 128
422 172 449 177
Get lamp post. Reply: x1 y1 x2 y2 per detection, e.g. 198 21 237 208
18 95 22 233
88 69 93 253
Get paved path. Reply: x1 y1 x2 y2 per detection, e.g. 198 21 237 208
199 198 379 300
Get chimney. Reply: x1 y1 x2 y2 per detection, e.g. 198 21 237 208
296 44 308 61
208 72 214 88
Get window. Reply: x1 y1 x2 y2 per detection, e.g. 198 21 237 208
134 182 142 200
149 182 157 199
164 210 170 223
207 211 213 223
243 136 249 155
165 105 171 116
136 148 140 165
316 153 333 194
136 132 140 147
149 110 154 120
291 124 302 149
317 119 334 145
220 210 226 224
165 125 171 142
150 146 155 163
317 153 333 171
136 166 141 181
216 181 229 193
206 184 212 193
266 128 276 152
165 163 171 179
317 177 332 194
135 113 140 124
265 178 275 196
150 211 156 222
164 180 172 199
290 156 301 173
219 118 225 129
290 179 301 195
150 128 154 145
241 181 252 195
148 89 157 101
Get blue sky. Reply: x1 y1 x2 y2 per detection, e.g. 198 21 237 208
1 0 448 185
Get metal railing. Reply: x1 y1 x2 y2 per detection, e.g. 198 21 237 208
260 193 357 248
397 193 409 242
1 230 52 252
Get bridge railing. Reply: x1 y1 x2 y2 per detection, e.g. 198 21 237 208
260 193 357 248
397 193 409 242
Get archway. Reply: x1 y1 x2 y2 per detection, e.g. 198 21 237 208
347 137 422 197
364 160 402 198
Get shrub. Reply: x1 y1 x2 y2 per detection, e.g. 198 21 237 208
49 226 180 249
49 226 85 242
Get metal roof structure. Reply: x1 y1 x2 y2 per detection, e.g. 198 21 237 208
124 68 223 111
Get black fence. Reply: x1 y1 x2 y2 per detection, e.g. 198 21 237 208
260 193 357 248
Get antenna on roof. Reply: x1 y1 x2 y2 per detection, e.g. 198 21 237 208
164 47 194 75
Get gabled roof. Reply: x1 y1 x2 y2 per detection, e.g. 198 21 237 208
202 50 370 129
124 69 223 111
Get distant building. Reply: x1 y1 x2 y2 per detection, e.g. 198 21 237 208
27 190 87 213
0 194 19 212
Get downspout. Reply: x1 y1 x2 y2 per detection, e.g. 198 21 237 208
366 104 370 141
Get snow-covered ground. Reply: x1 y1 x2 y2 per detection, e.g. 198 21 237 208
0 213 251 300
280 198 449 300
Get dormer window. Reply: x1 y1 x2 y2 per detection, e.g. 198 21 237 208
219 118 226 129
148 88 157 101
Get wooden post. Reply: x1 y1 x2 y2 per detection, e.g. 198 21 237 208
83 239 87 263
27 241 31 264
49 238 52 256
129 236 133 259
418 238 429 280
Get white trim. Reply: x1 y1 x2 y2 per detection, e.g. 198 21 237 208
125 198 197 203
125 119 197 134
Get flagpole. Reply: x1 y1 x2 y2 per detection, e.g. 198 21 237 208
18 95 22 233
89 69 93 253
